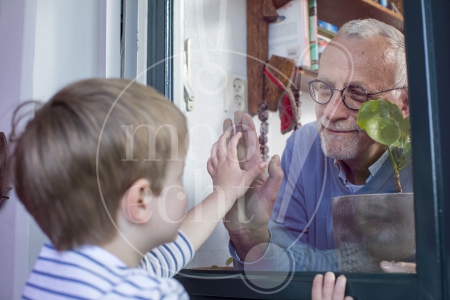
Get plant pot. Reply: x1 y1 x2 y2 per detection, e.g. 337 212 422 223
332 193 415 272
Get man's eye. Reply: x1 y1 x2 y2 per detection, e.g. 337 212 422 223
352 90 365 97
319 91 332 98
348 87 365 97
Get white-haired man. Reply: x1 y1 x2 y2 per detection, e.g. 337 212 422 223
208 19 415 273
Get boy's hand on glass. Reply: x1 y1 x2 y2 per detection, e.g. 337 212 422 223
209 111 283 261
208 130 267 203
312 272 353 300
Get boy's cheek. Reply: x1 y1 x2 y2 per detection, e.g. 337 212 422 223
157 196 186 224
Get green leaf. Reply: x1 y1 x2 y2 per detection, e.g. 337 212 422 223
357 100 389 129
211 265 219 269
385 100 404 122
358 100 404 128
226 257 233 267
399 116 411 136
403 136 412 156
356 99 411 192
364 117 401 146
392 133 408 149
358 100 411 147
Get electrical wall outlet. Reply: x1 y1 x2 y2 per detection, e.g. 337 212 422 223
224 75 247 112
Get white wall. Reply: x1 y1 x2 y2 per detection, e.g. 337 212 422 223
173 0 316 268
0 1 37 298
0 0 121 298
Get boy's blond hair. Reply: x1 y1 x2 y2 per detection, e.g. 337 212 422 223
11 79 187 250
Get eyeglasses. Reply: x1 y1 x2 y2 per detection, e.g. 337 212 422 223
308 79 407 111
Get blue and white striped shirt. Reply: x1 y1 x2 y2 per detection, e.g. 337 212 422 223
23 231 194 299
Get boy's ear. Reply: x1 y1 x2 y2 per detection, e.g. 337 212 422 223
121 178 154 224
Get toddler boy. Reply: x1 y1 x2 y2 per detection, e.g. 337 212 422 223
12 78 350 299
12 78 266 299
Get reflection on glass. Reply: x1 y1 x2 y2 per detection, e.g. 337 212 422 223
180 0 413 281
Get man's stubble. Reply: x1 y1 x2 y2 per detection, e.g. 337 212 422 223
318 116 363 161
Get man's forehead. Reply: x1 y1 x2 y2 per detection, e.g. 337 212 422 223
322 35 394 63
319 35 397 88
317 74 369 89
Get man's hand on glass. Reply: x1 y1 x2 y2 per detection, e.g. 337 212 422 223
207 110 284 262
381 261 416 273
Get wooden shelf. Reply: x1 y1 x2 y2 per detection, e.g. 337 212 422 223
297 0 404 92
246 0 404 114
317 0 404 32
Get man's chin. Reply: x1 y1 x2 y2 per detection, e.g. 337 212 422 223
320 134 359 160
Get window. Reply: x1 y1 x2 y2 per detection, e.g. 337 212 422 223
143 0 450 298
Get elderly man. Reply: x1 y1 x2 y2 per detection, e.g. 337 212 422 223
209 19 414 273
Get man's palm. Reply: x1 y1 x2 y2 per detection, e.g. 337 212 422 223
222 112 283 234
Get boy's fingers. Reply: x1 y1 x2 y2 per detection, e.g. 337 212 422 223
210 142 218 158
228 132 242 160
224 123 233 145
217 131 230 161
311 274 324 300
210 142 219 165
241 114 259 160
207 158 215 178
322 272 336 299
332 275 347 300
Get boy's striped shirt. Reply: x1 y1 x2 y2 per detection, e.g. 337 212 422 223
22 231 194 300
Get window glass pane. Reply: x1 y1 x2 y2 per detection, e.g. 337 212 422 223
175 0 415 289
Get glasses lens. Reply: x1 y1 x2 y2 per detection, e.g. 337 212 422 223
343 86 367 109
310 81 332 104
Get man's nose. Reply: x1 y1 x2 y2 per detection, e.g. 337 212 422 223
323 90 349 121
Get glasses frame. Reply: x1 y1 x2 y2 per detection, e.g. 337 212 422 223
308 79 407 110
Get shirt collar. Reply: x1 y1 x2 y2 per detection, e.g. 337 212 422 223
334 149 389 191
75 244 127 268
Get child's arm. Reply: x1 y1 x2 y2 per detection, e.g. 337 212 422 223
180 130 267 252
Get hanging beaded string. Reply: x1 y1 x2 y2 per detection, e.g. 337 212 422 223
292 67 301 129
259 69 269 162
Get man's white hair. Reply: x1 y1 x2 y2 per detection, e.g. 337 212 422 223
338 19 408 95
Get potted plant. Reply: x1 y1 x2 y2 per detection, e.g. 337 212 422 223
210 257 234 270
357 99 412 193
331 99 415 272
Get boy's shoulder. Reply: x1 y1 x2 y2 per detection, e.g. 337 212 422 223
22 243 188 300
